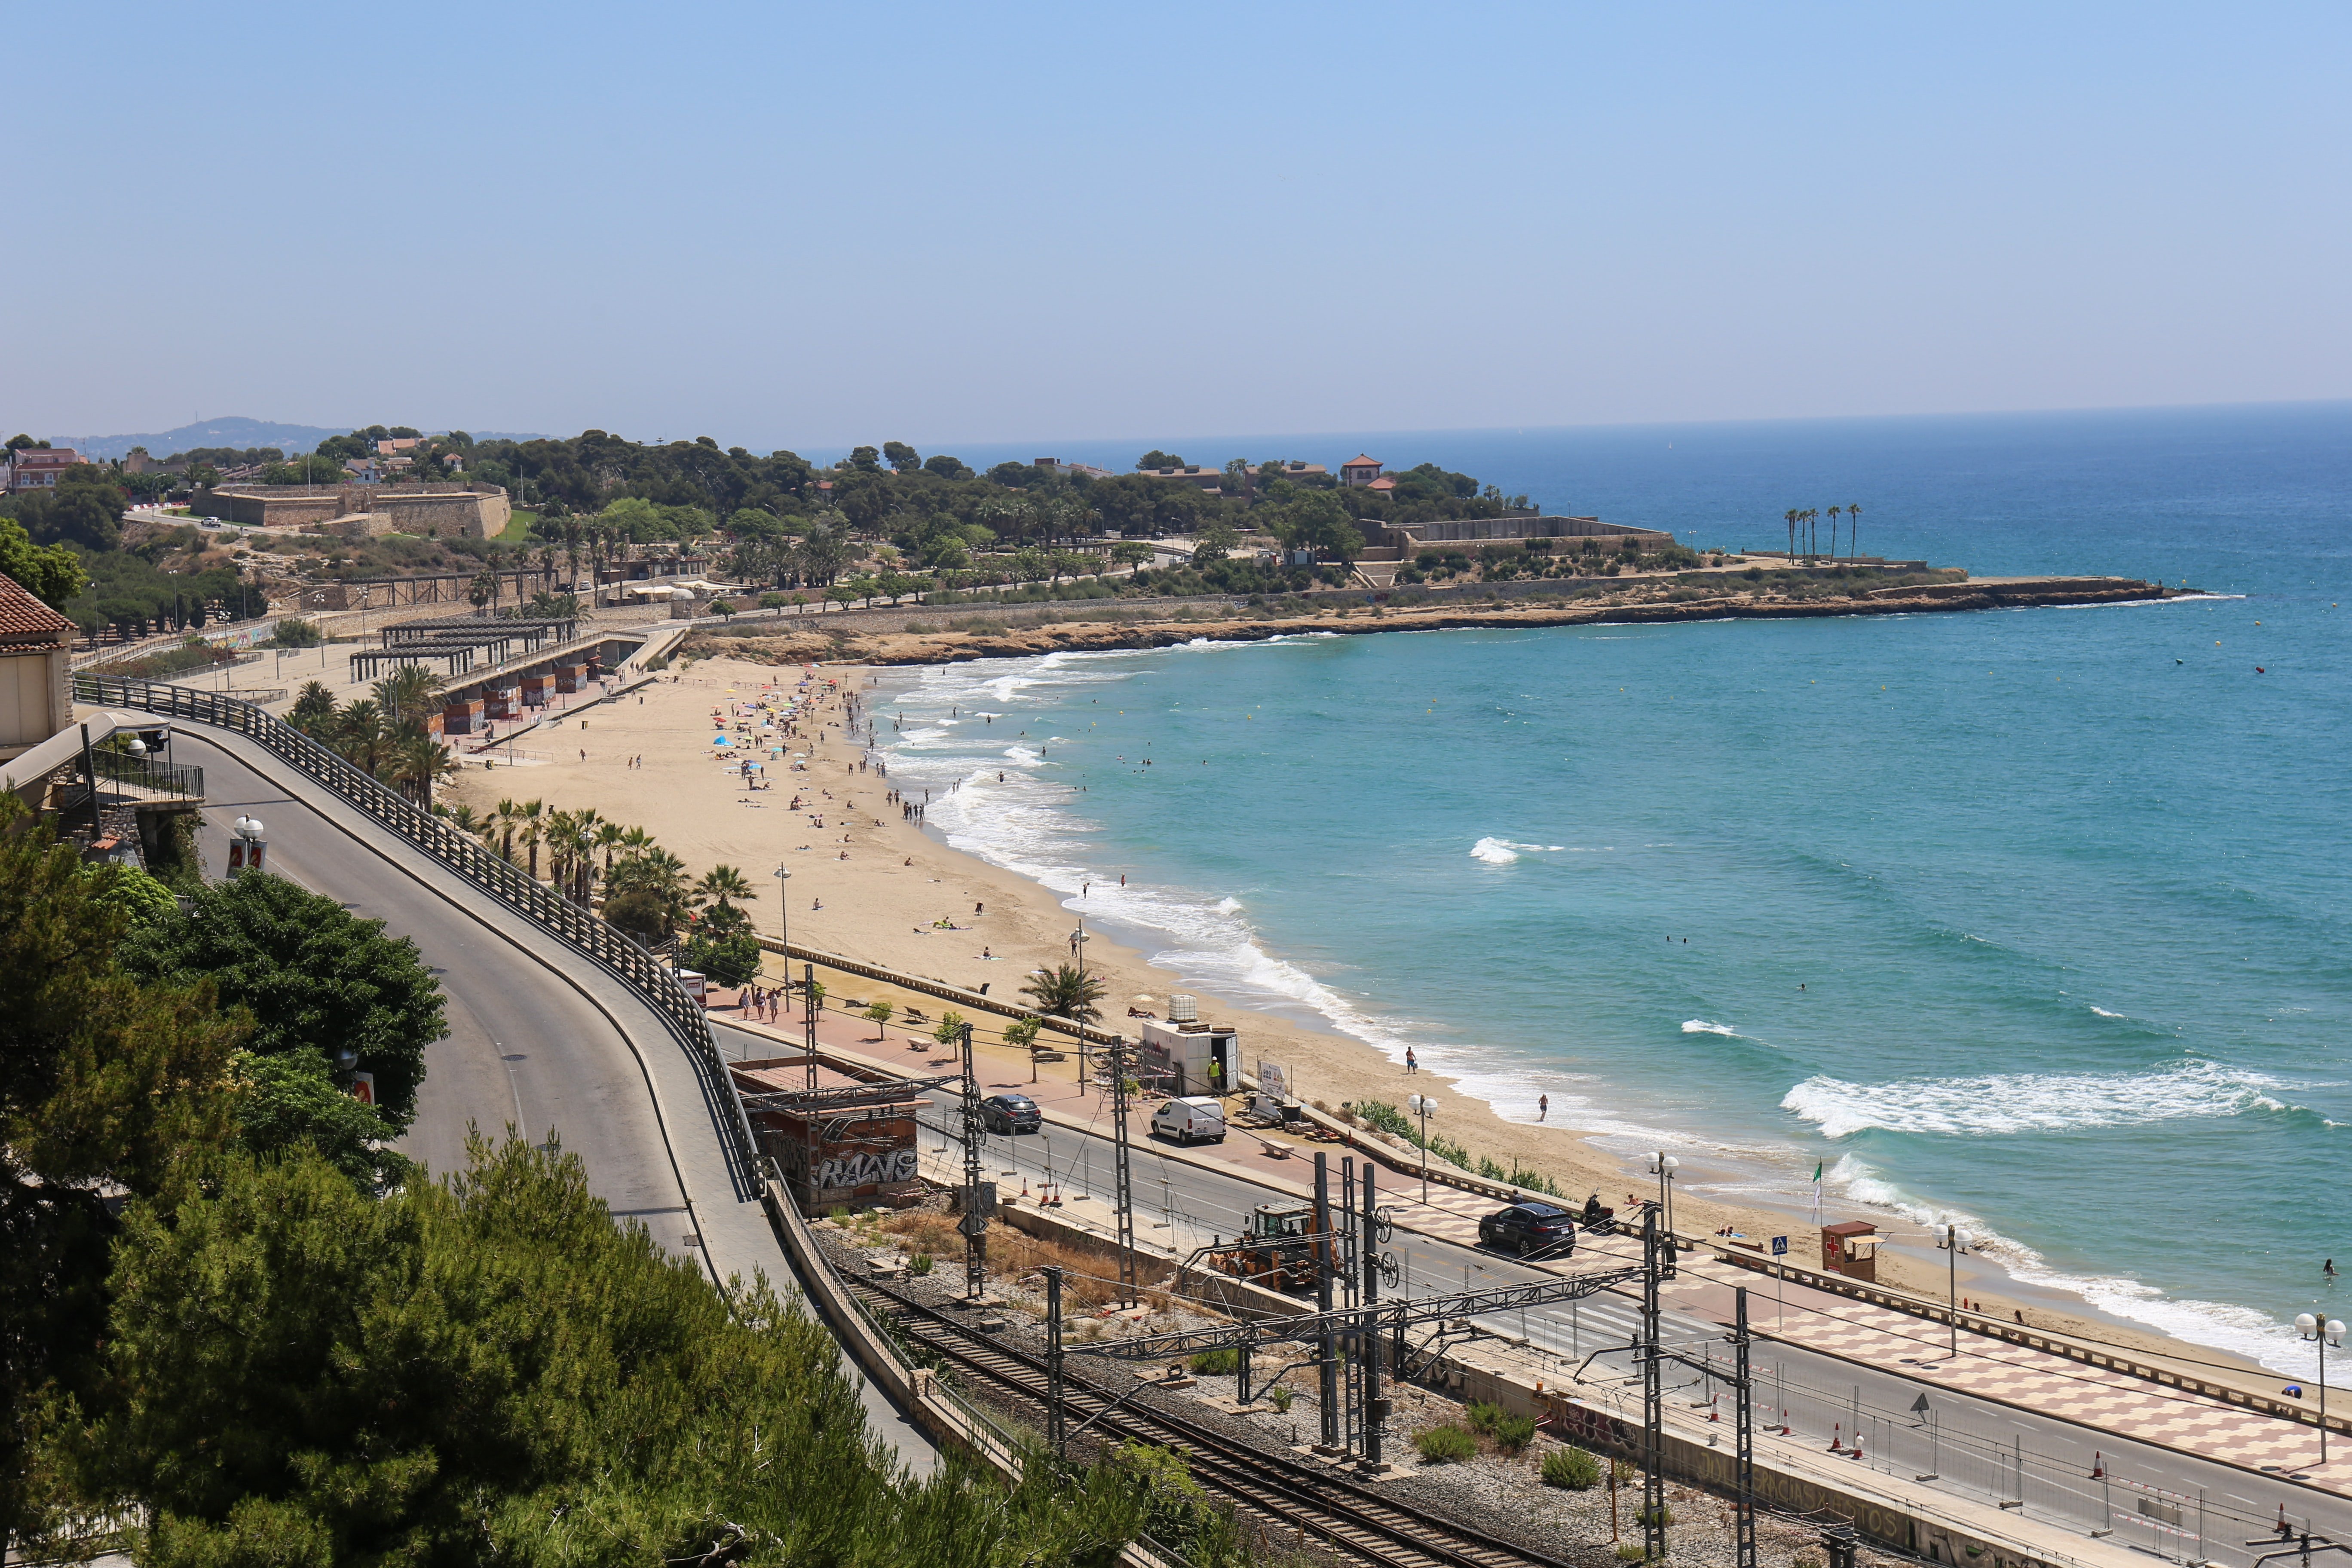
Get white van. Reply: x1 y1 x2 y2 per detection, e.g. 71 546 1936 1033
1151 1096 1227 1145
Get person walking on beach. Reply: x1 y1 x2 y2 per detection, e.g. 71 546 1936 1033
1405 1047 1417 1075
1538 1094 1548 1122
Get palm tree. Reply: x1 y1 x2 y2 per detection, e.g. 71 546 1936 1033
372 666 445 730
1784 508 1799 562
593 821 627 885
1019 962 1107 1023
1846 502 1861 562
693 864 756 935
445 802 481 834
289 680 338 734
517 798 547 881
492 798 518 863
1827 505 1841 563
393 733 459 805
335 699 389 779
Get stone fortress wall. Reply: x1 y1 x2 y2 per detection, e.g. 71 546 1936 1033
189 482 511 541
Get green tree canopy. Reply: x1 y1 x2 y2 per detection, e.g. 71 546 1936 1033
0 514 88 606
0 801 244 1546
123 873 447 1131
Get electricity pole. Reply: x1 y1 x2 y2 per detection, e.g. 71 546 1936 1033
1360 1161 1388 1472
1642 1201 1668 1565
959 1022 987 1300
1314 1152 1338 1451
1107 1035 1136 1305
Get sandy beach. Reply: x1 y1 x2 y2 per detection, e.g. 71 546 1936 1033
441 647 2263 1379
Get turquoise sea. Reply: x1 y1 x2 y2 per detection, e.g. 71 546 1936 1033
874 403 2352 1379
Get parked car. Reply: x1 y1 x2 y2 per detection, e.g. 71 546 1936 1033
981 1093 1041 1134
1478 1201 1578 1257
1149 1095 1227 1145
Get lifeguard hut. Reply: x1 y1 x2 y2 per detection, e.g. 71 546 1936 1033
1821 1220 1880 1283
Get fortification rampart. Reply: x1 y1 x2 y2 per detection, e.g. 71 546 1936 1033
189 482 508 540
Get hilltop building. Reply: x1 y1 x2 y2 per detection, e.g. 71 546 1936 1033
5 447 86 492
1340 454 1384 487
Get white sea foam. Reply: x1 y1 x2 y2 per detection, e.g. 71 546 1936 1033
1782 1059 2293 1140
2090 1006 2126 1018
1470 837 1520 864
1819 1154 2352 1387
1682 1020 1740 1037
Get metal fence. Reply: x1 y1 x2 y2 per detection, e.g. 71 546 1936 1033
71 673 764 1198
90 749 205 799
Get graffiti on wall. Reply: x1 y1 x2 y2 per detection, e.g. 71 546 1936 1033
813 1148 919 1191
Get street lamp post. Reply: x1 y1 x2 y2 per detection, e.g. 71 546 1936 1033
1935 1223 1967 1359
2294 1313 2346 1466
1407 1093 1434 1204
773 865 792 958
1649 1152 1679 1278
231 814 266 874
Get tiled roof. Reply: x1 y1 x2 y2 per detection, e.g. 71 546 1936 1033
1343 454 1380 468
0 573 75 638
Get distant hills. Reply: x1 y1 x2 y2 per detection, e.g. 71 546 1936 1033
44 416 547 461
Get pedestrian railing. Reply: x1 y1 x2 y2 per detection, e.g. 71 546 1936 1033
71 672 763 1195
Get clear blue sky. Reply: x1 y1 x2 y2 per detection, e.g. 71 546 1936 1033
15 2 2348 451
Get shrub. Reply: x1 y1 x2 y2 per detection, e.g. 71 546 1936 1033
1464 1400 1504 1435
1415 1424 1478 1464
1543 1447 1602 1489
271 616 322 646
1638 1504 1675 1527
1494 1414 1536 1454
1351 1099 1413 1139
1267 1386 1293 1413
909 1253 934 1277
1617 1546 1649 1563
1189 1347 1240 1375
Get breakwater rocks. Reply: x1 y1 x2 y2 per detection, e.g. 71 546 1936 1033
687 575 2171 669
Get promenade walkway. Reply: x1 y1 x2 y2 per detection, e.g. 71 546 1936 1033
704 979 2352 1506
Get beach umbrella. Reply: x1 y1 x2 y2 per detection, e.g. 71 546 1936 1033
1133 994 1156 1003
713 735 733 747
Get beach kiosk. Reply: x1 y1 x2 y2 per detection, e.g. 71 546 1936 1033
1821 1220 1880 1283
1136 994 1238 1099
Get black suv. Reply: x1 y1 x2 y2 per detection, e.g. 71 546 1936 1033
981 1093 1042 1134
1478 1201 1578 1257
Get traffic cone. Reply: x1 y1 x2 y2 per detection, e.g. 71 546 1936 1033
1020 1178 1031 1200
1852 1432 1863 1461
2091 1452 2104 1479
1829 1424 1843 1454
1708 1396 1721 1422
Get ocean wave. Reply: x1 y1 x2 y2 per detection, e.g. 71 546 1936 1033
1471 837 1570 864
1782 1059 2293 1139
1682 1020 1740 1037
2090 1006 2126 1018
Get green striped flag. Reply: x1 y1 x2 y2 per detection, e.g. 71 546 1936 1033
1811 1161 1824 1222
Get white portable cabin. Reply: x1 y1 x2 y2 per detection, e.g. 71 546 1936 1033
1135 994 1237 1099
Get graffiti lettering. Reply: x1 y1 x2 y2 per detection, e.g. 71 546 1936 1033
813 1148 918 1191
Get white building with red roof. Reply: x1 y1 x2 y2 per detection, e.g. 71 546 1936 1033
1340 453 1383 487
0 573 77 763
5 446 86 492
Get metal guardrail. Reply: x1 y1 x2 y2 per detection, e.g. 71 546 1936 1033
91 750 205 799
71 672 764 1195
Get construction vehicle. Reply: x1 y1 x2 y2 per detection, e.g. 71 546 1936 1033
1201 1200 1323 1293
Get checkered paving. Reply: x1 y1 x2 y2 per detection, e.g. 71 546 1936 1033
1714 1271 2352 1494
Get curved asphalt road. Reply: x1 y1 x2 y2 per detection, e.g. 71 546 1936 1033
175 729 936 1473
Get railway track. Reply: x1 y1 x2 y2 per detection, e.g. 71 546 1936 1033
846 1277 1570 1568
